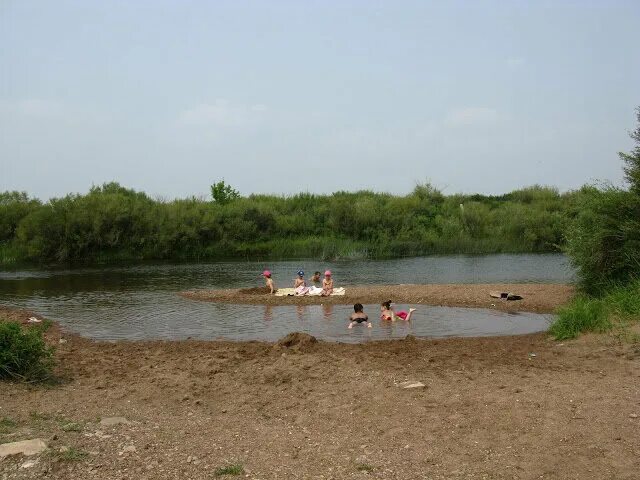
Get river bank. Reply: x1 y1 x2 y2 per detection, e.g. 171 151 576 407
181 283 575 313
1 305 639 479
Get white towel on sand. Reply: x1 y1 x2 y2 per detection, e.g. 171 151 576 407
275 287 345 297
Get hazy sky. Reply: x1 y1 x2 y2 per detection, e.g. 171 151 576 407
1 0 639 200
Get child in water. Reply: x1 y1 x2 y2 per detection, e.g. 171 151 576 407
380 300 416 321
348 303 372 329
311 271 322 286
321 270 334 296
293 270 310 295
262 270 275 294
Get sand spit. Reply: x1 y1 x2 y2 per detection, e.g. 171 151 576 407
181 283 575 313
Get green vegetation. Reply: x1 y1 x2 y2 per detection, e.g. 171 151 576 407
0 321 55 382
60 422 83 432
211 180 241 205
565 107 640 294
214 464 244 476
0 417 17 434
550 281 640 340
48 446 89 462
355 463 375 472
552 107 640 339
0 181 575 266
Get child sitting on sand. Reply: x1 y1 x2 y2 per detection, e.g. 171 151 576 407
293 270 310 296
321 270 334 296
262 270 276 294
348 303 372 329
380 300 416 322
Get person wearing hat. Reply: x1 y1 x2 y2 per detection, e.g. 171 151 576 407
293 270 310 296
262 270 275 294
321 270 334 296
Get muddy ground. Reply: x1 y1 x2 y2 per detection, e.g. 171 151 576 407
181 283 575 313
1 304 639 480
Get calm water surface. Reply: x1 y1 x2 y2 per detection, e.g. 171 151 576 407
0 254 572 343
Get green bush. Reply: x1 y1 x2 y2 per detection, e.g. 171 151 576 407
0 321 54 382
564 187 640 293
564 108 640 293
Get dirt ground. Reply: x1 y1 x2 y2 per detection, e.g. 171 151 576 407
1 305 639 480
181 283 575 313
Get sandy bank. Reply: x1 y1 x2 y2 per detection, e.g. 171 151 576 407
1 307 639 479
181 283 575 313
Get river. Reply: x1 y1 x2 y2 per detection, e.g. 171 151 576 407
0 253 573 343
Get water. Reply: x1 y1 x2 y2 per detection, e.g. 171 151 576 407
0 254 572 342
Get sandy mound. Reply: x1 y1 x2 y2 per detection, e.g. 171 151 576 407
238 287 271 295
275 332 318 351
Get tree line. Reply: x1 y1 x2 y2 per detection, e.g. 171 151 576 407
0 181 578 266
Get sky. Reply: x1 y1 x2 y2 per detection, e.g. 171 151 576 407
1 0 639 200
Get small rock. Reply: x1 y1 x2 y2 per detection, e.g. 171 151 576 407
59 338 67 344
630 413 638 419
398 381 426 389
0 439 48 458
99 417 131 426
59 446 70 453
187 455 193 463
122 445 136 454
21 459 39 469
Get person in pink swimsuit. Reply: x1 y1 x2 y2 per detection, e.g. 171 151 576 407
380 300 416 322
321 270 334 296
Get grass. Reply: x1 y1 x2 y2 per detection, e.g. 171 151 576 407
550 281 640 340
0 416 17 434
214 464 244 476
60 422 83 432
48 446 89 462
0 320 55 383
355 463 375 472
29 411 54 423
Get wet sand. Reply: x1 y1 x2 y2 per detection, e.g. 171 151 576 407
181 283 575 313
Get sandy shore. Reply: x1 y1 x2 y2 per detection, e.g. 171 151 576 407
1 304 639 479
181 283 576 313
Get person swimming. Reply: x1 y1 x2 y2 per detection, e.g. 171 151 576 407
380 300 416 321
348 303 372 329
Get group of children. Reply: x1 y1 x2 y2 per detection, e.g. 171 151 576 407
261 269 334 296
348 301 416 329
261 269 415 330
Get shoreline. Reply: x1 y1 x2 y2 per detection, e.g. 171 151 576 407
181 283 575 313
